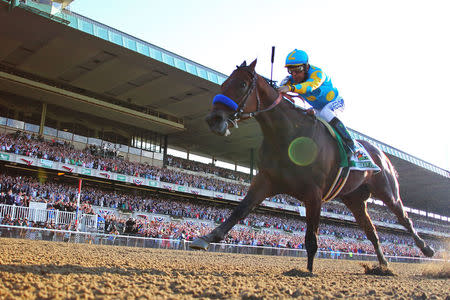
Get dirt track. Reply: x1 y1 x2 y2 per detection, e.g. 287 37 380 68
0 238 448 299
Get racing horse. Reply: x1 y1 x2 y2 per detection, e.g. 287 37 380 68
190 59 434 272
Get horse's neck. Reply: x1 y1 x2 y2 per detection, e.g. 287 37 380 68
256 101 312 141
255 78 313 141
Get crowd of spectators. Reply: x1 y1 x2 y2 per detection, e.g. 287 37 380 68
2 130 448 232
0 131 248 196
1 130 449 259
0 131 440 217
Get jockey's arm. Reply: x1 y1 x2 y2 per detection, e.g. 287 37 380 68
288 69 325 95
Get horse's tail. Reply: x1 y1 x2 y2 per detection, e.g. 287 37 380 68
383 150 399 179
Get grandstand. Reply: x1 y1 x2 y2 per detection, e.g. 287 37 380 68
0 1 449 260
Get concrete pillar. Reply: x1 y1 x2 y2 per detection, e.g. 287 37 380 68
39 103 47 136
163 135 168 166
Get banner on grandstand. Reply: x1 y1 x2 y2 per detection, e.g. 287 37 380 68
162 183 176 191
99 172 111 179
0 152 10 161
20 158 34 166
81 168 91 175
61 165 74 173
133 178 144 185
189 188 202 196
214 192 225 199
40 159 53 168
152 215 170 222
116 174 126 182
93 206 117 217
148 180 158 187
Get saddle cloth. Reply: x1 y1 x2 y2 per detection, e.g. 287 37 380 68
317 117 380 172
319 119 380 202
349 142 381 172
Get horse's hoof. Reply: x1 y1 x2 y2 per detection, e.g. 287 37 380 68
422 245 435 257
189 238 210 250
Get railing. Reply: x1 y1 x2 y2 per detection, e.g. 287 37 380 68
0 204 97 231
0 225 445 264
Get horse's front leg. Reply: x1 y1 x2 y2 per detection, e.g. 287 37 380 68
190 172 274 250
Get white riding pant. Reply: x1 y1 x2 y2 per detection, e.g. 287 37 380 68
315 96 345 122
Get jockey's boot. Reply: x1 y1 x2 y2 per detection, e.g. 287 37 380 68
329 117 357 155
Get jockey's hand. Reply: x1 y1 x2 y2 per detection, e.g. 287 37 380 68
277 86 290 93
279 76 290 86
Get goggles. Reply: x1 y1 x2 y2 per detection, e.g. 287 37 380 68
287 65 306 75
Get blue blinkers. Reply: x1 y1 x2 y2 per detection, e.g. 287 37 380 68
212 94 238 111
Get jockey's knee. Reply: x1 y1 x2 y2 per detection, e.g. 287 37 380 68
318 109 335 122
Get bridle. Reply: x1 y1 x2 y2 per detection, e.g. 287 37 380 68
225 66 282 128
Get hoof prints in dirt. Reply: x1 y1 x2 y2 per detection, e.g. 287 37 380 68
361 263 395 276
282 268 316 277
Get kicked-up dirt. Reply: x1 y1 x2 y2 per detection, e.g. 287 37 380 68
0 238 448 299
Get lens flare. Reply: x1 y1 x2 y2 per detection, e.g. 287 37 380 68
37 168 47 184
288 137 318 166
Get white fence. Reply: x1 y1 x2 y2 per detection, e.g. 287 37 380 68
0 204 97 231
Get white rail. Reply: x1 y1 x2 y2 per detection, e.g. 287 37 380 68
0 204 97 230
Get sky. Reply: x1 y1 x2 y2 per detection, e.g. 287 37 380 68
70 0 450 171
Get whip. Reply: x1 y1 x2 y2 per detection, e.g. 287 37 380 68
270 46 275 85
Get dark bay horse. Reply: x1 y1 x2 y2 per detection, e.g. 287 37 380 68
190 59 434 272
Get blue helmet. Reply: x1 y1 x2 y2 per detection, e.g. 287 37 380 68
285 49 308 67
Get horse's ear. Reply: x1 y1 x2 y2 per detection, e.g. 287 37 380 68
239 61 247 68
249 59 257 70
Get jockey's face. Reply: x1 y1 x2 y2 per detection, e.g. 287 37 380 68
288 65 307 83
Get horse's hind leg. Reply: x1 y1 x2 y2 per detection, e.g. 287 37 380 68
341 185 388 266
369 168 435 258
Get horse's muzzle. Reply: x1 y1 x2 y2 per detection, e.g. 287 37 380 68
205 111 230 136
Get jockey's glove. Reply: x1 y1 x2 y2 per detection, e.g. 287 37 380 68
278 85 290 93
279 76 290 86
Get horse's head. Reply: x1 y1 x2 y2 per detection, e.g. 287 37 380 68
206 59 260 136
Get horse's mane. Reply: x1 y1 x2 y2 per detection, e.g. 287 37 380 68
261 75 279 89
235 61 279 89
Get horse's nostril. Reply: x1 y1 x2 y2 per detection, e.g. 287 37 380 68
206 114 222 126
205 116 214 126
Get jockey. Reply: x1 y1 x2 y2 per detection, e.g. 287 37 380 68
277 49 357 154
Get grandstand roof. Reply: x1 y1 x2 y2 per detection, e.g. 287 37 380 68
0 2 449 216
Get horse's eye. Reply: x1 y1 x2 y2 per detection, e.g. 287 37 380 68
241 82 247 88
